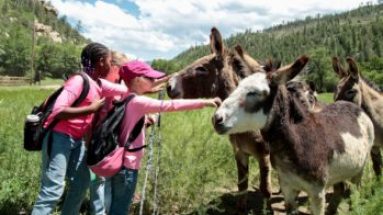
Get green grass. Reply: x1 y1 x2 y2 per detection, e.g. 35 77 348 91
0 89 382 214
317 92 334 104
0 88 52 214
39 78 65 86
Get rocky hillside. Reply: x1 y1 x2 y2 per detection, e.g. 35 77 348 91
0 0 89 79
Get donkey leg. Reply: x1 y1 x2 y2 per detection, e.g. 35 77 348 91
279 179 298 213
254 136 272 198
327 182 345 215
258 154 272 198
234 151 249 213
371 145 382 177
309 188 326 215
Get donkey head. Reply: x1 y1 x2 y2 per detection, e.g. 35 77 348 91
286 80 318 111
213 56 309 135
167 27 263 100
332 57 362 106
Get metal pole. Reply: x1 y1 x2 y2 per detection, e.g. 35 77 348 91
139 124 155 215
31 0 36 85
139 90 164 215
152 90 164 215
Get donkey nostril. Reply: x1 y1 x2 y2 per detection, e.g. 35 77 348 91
166 85 181 98
166 85 172 92
214 114 224 125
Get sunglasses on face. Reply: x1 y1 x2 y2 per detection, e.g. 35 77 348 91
141 76 155 82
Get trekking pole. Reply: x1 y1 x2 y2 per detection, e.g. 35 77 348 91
139 90 163 215
152 90 164 215
139 125 155 215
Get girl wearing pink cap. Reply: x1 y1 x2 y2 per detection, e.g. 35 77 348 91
108 60 221 214
93 52 169 214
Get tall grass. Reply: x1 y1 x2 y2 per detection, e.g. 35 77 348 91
0 88 382 214
0 88 51 214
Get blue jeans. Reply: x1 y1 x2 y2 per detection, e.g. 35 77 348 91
109 168 138 215
89 173 106 215
104 178 112 214
32 131 90 215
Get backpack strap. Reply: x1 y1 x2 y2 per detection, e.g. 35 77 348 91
124 117 146 152
73 72 91 106
117 94 147 152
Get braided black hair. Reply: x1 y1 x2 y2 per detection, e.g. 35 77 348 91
81 42 109 75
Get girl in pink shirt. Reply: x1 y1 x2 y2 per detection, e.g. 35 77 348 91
108 60 220 214
32 43 129 215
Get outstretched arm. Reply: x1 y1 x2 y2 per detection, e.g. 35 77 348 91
133 96 221 115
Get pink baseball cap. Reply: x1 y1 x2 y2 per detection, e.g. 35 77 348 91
119 60 165 83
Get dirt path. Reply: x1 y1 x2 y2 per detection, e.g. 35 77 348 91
182 188 350 215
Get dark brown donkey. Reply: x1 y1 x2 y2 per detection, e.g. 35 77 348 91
333 57 383 176
167 28 271 211
167 27 319 211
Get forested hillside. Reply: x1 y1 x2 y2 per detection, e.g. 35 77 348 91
0 0 88 79
164 2 383 92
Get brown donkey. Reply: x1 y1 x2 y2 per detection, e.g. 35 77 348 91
333 57 383 176
167 27 319 212
167 28 271 211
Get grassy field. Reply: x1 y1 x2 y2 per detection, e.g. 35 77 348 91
0 88 383 214
317 93 333 104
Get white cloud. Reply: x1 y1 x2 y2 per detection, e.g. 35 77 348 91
51 0 375 61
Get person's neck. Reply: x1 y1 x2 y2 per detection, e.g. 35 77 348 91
90 71 102 80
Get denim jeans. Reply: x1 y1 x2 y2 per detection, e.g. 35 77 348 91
104 178 112 214
109 168 138 215
32 131 90 215
89 172 106 215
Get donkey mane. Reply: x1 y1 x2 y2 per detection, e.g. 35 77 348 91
227 50 264 80
263 85 307 138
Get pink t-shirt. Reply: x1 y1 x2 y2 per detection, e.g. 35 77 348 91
119 95 206 170
45 74 128 139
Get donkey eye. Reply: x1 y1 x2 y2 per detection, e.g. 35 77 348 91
287 85 297 92
345 89 357 98
195 66 208 74
247 91 259 97
233 59 244 70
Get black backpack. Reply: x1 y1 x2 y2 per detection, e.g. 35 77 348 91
23 72 90 151
87 94 146 166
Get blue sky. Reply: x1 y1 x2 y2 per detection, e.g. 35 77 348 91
51 0 375 61
84 0 141 17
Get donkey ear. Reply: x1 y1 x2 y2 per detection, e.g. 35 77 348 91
308 81 316 92
274 60 282 70
332 57 347 78
264 59 282 73
210 27 224 58
263 59 273 73
234 45 244 58
346 57 360 81
272 55 309 84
